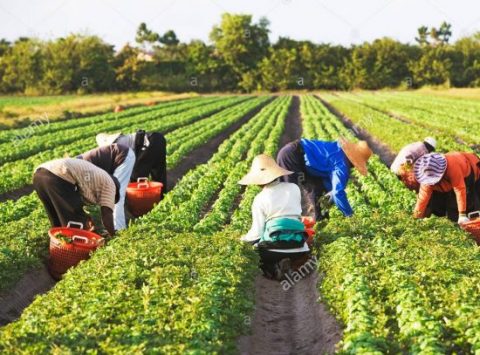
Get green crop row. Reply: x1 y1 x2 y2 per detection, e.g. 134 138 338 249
0 96 250 195
319 92 466 154
302 95 480 353
336 92 480 148
0 96 225 165
0 96 269 292
0 96 291 353
0 96 204 144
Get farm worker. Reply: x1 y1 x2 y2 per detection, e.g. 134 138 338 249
276 138 373 220
239 154 310 280
390 137 437 191
96 130 167 194
77 144 135 231
32 158 120 237
413 152 480 224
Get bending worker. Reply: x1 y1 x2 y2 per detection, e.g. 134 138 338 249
96 130 167 193
276 138 373 220
77 143 135 231
33 158 120 236
413 152 480 225
239 155 310 280
390 137 436 190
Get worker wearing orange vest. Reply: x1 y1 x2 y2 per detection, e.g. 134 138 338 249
413 152 480 224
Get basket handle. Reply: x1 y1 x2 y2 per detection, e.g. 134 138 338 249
72 235 89 244
67 221 84 230
137 177 149 183
468 211 480 219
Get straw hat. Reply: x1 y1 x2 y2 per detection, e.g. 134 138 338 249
339 138 373 176
414 153 447 185
96 133 121 147
239 154 293 185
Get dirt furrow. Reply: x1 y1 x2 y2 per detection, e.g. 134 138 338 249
238 95 342 355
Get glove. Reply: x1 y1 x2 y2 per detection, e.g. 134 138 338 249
458 215 470 225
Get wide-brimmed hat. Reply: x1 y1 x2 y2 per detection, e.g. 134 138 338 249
96 133 121 147
238 154 293 185
414 153 447 185
339 138 373 176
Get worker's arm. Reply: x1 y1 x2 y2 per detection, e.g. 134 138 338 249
100 206 115 237
241 195 265 243
450 172 468 215
330 164 353 217
414 185 434 218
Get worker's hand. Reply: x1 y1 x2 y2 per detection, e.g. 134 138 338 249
85 216 95 231
458 215 470 225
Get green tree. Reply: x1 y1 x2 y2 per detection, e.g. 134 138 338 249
0 38 43 93
409 45 452 87
113 44 144 91
415 26 430 46
160 30 179 46
341 38 412 89
135 22 160 48
210 13 270 91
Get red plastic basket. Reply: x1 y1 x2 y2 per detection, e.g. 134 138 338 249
48 221 104 279
301 216 316 247
461 211 480 245
126 177 163 217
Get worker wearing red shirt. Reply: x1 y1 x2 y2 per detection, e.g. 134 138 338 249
413 152 480 224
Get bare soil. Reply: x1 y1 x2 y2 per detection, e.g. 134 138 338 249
316 95 396 166
168 98 273 189
0 264 55 326
0 185 34 203
238 273 342 355
237 95 342 354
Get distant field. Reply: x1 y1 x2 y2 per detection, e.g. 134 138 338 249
0 91 195 129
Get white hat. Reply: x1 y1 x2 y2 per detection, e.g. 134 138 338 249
239 155 293 185
96 133 121 147
424 137 437 149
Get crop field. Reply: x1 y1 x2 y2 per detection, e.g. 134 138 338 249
1 91 480 353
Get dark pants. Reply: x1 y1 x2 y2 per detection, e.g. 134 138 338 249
33 168 88 227
277 140 327 220
427 173 480 222
131 132 168 193
258 248 309 277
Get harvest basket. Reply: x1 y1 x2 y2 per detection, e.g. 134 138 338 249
301 216 316 247
48 221 104 280
461 211 480 245
126 177 163 217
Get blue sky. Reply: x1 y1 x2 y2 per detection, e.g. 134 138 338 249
1 0 479 49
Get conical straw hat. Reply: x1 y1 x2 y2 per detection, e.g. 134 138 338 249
339 138 373 176
239 154 293 185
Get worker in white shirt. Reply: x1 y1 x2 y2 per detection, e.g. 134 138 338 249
96 130 167 195
239 154 310 281
77 144 135 231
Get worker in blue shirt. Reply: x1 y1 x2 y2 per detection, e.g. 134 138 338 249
276 138 373 220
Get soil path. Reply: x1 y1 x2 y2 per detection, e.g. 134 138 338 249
0 265 55 326
237 95 342 355
0 98 273 327
315 95 396 166
168 97 273 189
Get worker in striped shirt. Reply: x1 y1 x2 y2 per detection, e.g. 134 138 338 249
413 152 480 224
33 159 120 236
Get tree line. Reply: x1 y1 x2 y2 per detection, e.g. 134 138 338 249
0 13 479 94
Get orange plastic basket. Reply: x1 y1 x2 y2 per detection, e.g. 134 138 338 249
461 211 480 245
301 216 316 247
126 178 163 217
48 221 104 279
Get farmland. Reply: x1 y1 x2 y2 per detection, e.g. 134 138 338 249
1 90 480 353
